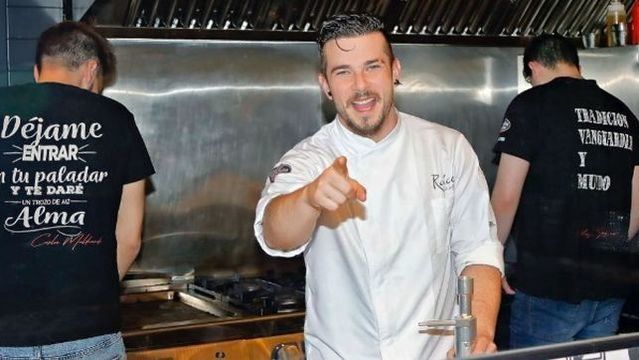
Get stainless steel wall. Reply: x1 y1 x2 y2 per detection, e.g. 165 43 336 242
104 39 639 274
107 40 323 274
579 46 639 114
393 44 521 184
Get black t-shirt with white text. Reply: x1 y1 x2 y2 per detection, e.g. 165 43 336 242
494 77 639 303
0 83 154 345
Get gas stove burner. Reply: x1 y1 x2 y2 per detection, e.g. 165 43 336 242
237 280 262 293
191 275 306 316
275 294 303 314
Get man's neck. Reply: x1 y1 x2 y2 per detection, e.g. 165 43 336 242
35 59 91 89
547 63 582 82
36 69 83 88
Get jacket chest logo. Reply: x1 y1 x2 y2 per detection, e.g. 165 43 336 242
432 174 455 192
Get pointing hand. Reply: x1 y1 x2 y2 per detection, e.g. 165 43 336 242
305 156 367 211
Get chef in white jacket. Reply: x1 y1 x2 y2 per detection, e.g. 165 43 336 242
254 13 504 360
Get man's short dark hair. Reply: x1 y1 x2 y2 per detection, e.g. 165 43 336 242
317 13 394 73
523 34 579 80
36 21 116 86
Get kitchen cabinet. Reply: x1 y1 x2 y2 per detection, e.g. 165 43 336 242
127 333 303 360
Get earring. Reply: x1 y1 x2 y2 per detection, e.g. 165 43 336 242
394 79 402 85
327 91 332 97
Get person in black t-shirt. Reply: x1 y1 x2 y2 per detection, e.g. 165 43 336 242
492 34 639 349
0 22 154 358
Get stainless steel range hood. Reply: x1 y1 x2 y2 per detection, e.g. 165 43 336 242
84 0 637 44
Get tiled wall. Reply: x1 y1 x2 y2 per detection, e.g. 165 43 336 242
0 0 93 86
5 0 64 85
0 0 6 86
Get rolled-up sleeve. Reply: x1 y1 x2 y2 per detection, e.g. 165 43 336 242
254 149 322 257
450 135 504 276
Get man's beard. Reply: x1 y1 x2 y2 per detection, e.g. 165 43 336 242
341 90 390 137
344 113 384 137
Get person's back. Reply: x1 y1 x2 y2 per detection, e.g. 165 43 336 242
491 33 639 349
0 82 151 344
504 76 639 302
0 21 154 359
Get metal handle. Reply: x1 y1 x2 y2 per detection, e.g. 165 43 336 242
418 319 456 327
418 276 476 359
271 342 304 360
455 317 477 359
458 275 473 317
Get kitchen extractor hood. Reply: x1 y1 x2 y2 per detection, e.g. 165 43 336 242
83 0 637 44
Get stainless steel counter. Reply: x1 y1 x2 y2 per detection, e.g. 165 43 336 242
119 280 305 352
122 307 304 351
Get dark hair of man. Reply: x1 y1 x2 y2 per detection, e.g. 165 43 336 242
317 13 394 74
35 21 116 86
522 33 579 79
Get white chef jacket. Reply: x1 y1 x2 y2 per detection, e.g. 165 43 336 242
254 111 504 360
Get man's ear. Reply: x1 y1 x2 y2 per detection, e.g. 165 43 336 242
391 57 402 84
33 65 40 83
528 61 541 75
90 74 104 94
80 59 99 92
318 73 332 99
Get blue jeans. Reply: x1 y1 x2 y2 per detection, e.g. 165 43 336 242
0 332 125 360
509 291 625 349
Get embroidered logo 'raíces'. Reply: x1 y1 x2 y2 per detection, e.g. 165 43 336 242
432 174 455 192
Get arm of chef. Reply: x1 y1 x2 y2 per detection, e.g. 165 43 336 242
254 151 323 257
449 135 504 352
116 179 145 280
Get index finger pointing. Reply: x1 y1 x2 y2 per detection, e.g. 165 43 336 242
332 156 348 177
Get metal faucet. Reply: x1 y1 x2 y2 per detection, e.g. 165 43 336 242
418 276 476 359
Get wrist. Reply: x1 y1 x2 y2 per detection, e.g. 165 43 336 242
300 185 322 214
475 329 495 342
